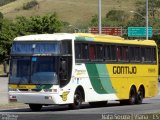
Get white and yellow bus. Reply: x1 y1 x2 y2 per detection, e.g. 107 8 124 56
9 33 158 111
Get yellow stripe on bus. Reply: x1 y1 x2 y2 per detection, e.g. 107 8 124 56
9 84 37 89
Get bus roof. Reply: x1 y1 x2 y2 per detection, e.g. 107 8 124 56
75 33 157 46
14 33 75 41
14 33 156 46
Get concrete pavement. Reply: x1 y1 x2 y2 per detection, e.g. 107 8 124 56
0 77 8 104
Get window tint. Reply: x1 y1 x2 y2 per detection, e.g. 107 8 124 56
75 43 81 59
117 46 122 61
135 47 140 61
96 44 104 60
104 45 111 60
122 46 128 61
104 45 116 61
61 41 72 54
111 45 116 60
152 48 156 63
82 43 89 59
130 47 140 62
141 47 155 63
89 45 96 60
145 48 152 62
117 46 128 61
75 41 157 64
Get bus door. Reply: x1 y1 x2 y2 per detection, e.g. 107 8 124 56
59 57 72 87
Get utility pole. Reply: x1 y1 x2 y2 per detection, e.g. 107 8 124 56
146 0 148 40
98 0 102 34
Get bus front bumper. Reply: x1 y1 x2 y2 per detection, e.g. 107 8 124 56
9 92 65 105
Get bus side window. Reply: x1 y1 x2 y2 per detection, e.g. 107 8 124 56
117 46 122 61
146 48 152 62
152 48 156 63
110 45 116 60
105 45 116 61
96 44 104 60
89 45 96 60
75 43 82 59
141 47 145 62
82 43 89 60
117 46 129 62
104 45 110 60
135 47 140 61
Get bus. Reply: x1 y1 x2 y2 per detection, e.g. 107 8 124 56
9 33 158 111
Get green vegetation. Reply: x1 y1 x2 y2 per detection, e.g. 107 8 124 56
0 13 62 64
1 0 136 25
0 0 16 6
23 0 38 10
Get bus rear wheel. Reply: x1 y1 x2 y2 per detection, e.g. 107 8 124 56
69 90 83 109
136 87 144 104
29 104 42 111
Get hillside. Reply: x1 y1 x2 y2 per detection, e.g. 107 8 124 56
0 0 138 25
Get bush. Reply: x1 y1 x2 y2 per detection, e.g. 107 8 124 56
23 0 38 10
106 10 129 23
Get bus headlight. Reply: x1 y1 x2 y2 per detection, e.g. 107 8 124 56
9 95 17 102
9 95 16 99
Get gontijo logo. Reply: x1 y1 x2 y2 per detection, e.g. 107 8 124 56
113 66 137 74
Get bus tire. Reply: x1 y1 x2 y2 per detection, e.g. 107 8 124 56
136 87 144 104
127 87 137 105
69 90 82 109
29 104 42 111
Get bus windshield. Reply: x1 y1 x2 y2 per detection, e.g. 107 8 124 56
9 56 58 85
9 40 72 86
11 41 60 55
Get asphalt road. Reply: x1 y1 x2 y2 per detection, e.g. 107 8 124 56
0 78 160 120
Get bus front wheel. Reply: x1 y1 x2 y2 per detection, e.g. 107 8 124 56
69 90 83 109
120 87 137 105
128 87 137 105
29 104 42 111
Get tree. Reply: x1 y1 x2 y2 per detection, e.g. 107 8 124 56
89 10 129 27
90 15 98 27
15 13 62 34
106 10 129 22
15 16 32 35
0 19 17 63
29 14 62 33
0 14 63 63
